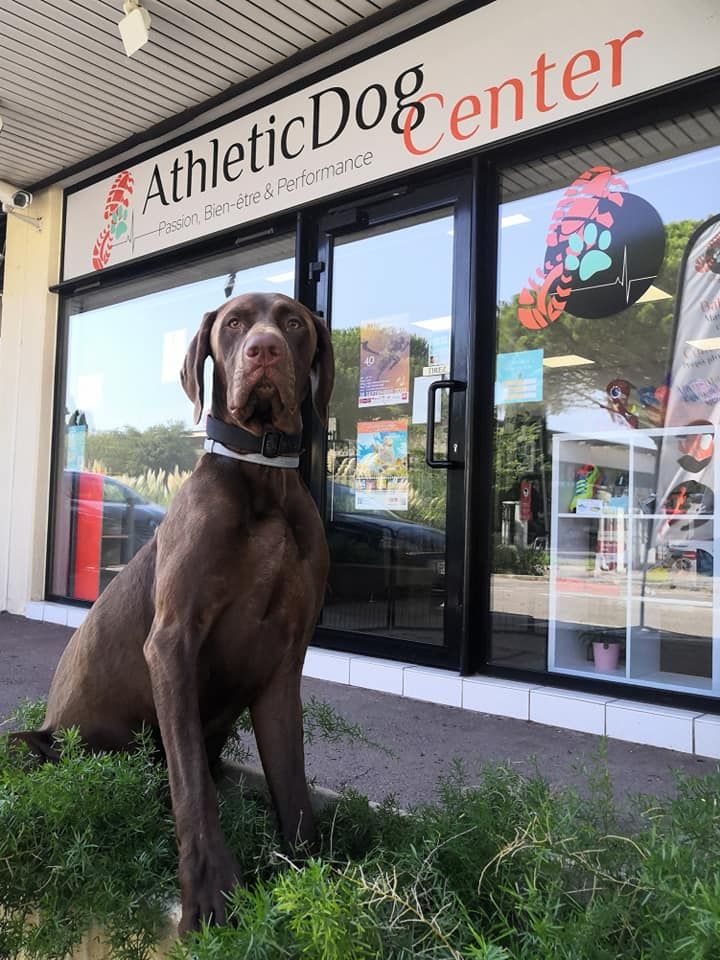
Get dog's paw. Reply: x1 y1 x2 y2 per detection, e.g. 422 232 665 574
178 838 241 934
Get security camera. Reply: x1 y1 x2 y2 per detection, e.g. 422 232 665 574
0 181 32 210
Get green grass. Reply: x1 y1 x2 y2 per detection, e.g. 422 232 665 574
2 702 720 959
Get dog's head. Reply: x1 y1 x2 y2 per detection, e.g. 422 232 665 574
181 293 334 436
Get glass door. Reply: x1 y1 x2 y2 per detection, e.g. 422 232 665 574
313 177 472 667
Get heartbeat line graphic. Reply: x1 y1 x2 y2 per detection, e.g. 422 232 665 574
113 210 137 252
561 246 657 304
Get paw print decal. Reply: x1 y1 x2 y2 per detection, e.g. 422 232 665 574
564 222 612 281
518 165 665 328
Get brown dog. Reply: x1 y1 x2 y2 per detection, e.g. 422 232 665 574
13 292 334 933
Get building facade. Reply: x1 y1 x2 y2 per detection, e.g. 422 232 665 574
3 0 720 752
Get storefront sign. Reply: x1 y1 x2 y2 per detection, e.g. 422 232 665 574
63 0 720 281
355 419 409 510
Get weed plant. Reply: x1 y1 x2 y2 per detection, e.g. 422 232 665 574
2 700 720 959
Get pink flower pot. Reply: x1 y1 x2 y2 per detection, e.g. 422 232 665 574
592 641 620 671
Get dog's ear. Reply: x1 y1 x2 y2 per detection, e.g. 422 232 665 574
310 314 334 426
181 310 217 424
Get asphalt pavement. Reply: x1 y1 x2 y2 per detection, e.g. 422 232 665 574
0 611 715 809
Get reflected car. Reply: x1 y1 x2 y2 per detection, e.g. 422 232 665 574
65 470 166 563
325 482 446 602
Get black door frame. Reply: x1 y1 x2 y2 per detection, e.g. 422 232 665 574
307 172 476 671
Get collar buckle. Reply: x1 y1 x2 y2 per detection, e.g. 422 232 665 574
261 430 282 458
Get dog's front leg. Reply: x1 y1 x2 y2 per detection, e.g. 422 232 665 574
251 664 316 852
144 617 239 934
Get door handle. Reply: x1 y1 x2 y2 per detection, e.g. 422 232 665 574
425 379 466 468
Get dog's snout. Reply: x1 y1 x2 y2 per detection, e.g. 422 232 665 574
244 331 283 365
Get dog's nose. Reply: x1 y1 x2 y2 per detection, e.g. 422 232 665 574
244 331 283 365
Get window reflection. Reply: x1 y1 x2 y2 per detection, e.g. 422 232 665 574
491 137 720 696
323 211 454 644
51 238 295 602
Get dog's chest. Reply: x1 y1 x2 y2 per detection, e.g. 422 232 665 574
197 514 324 701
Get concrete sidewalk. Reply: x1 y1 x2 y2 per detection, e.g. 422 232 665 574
0 611 715 808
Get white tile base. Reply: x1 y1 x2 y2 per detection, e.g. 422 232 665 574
402 666 462 707
66 607 88 629
349 656 404 695
17 609 720 757
24 601 45 621
41 603 69 626
690 714 720 760
462 676 531 720
303 648 351 684
530 688 613 736
606 700 701 753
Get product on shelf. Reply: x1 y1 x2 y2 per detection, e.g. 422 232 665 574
568 463 601 512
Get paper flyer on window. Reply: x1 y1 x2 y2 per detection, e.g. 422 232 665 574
355 419 409 511
494 349 544 405
359 322 410 407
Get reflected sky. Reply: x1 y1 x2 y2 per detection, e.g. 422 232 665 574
66 260 295 432
498 143 720 303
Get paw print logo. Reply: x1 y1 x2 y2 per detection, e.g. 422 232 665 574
564 222 613 281
91 170 134 271
518 165 665 328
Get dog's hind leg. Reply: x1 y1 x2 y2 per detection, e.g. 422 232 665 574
7 729 60 762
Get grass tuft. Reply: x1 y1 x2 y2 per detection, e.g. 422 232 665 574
2 702 720 959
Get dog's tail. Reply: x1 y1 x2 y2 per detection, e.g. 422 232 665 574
7 729 60 763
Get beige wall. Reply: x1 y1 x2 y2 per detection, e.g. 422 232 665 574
0 188 63 613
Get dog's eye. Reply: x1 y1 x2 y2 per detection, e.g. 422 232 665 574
227 318 243 329
286 318 302 330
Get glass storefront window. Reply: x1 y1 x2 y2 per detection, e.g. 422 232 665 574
50 236 295 602
323 210 455 645
491 131 720 695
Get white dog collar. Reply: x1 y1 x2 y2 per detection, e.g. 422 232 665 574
203 437 300 469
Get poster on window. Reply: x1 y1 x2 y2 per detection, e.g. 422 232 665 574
66 412 88 470
355 419 409 510
359 322 410 407
495 349 544 405
423 329 450 376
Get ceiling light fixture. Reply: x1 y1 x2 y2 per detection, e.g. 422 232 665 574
119 0 152 57
412 315 452 331
501 213 531 228
264 270 295 283
686 337 720 351
542 354 595 368
637 284 672 303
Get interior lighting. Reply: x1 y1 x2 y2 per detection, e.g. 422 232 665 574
501 213 531 228
637 284 672 303
686 337 720 351
119 0 151 57
542 354 595 368
412 315 452 331
264 270 295 283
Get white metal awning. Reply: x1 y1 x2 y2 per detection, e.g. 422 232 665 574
0 0 452 191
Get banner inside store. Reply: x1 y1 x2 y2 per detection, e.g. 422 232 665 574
63 0 720 281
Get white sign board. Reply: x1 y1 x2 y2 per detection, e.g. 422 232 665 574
63 0 720 281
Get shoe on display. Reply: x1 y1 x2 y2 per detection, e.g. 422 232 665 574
568 463 601 512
